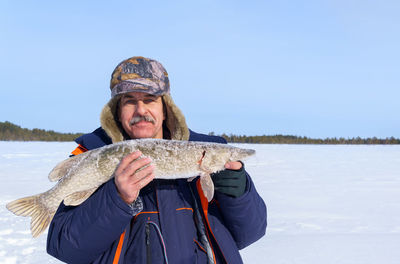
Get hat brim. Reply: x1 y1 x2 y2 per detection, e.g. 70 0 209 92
111 79 168 97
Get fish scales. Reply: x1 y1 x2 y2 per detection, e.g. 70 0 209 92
6 138 255 237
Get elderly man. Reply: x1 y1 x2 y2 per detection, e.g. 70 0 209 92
47 56 267 264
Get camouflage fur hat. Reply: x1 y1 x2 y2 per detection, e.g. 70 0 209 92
110 56 170 97
100 56 189 142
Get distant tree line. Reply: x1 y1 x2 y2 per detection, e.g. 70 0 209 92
208 132 400 144
1 121 399 144
0 121 83 141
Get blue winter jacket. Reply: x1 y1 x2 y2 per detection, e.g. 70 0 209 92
47 128 267 264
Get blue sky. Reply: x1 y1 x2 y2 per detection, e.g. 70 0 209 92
1 0 399 138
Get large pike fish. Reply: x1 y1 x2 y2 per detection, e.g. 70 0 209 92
6 139 255 237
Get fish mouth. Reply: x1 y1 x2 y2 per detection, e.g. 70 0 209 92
247 149 256 155
237 148 256 159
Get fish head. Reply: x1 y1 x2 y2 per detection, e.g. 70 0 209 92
228 145 256 161
200 144 255 173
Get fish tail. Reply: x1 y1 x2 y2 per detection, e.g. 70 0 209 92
6 194 52 238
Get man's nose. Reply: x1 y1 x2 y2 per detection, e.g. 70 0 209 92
135 101 147 115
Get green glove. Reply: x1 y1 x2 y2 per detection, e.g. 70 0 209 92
211 162 247 198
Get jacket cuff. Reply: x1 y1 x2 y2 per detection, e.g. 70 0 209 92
106 179 143 216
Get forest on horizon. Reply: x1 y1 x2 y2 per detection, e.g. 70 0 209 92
1 121 399 144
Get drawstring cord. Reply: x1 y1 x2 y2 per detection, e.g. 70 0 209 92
147 221 169 264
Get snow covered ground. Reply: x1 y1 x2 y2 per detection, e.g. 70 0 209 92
0 141 399 263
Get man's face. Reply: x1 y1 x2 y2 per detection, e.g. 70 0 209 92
118 92 165 139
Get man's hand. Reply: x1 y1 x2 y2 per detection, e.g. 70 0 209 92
114 151 155 204
225 161 243 170
211 161 247 198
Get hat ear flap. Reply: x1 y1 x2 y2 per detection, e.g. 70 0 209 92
162 94 189 141
100 96 125 143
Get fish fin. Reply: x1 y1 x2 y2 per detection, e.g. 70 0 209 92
63 187 97 206
6 194 53 238
200 174 214 202
48 154 85 182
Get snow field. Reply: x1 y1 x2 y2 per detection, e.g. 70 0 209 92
1 142 399 263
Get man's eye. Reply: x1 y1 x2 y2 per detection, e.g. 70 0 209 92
144 99 155 103
124 99 137 105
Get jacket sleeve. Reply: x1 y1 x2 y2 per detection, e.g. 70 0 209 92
46 179 136 263
214 170 267 249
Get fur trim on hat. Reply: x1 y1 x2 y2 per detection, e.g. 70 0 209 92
162 94 190 141
100 94 189 143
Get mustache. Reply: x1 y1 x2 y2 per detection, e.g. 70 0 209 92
129 115 156 125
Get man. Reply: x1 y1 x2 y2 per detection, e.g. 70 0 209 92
47 56 267 264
